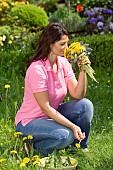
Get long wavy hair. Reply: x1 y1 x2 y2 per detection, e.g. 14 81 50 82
28 22 68 66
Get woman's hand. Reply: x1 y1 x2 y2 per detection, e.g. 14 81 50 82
72 124 85 141
77 54 91 69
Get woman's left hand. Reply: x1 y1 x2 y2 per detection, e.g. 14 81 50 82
77 55 91 68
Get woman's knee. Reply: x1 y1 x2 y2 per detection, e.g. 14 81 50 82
81 98 94 120
52 128 74 148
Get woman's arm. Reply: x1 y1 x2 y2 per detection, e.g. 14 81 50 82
67 70 87 99
33 91 85 141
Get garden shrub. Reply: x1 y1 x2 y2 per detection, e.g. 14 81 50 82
0 0 27 25
0 25 11 36
49 7 85 33
71 0 113 10
70 34 113 67
36 0 58 15
83 7 113 35
9 4 48 30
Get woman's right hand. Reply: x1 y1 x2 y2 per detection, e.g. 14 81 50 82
72 125 85 141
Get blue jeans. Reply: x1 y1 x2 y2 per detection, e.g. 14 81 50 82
16 98 94 156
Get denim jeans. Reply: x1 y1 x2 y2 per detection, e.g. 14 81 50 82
16 98 94 156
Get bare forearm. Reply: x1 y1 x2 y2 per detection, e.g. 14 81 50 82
42 105 74 130
75 70 87 98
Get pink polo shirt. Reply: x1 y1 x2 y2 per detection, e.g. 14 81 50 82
15 56 75 126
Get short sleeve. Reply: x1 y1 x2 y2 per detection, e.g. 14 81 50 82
64 59 75 81
27 65 48 93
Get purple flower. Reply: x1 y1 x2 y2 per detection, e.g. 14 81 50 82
84 9 91 17
103 9 113 15
97 15 103 21
97 21 104 28
100 31 104 35
89 17 97 25
109 22 113 30
93 7 102 14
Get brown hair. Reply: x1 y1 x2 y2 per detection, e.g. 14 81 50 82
28 22 68 66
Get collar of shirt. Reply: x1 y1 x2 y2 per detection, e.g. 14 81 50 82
42 56 63 72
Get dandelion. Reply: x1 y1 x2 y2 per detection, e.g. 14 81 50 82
20 162 26 168
32 155 40 161
23 157 30 164
75 143 81 149
64 42 98 83
22 137 27 141
32 160 40 166
107 80 110 83
14 132 22 137
0 158 6 163
28 135 33 140
10 150 17 154
4 84 10 89
70 159 77 166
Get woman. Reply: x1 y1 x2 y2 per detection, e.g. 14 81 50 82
15 22 94 156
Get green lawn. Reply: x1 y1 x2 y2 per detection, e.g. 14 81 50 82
0 67 113 170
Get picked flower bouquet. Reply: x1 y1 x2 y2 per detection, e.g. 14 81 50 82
64 42 98 83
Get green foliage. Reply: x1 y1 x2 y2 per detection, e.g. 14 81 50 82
70 34 113 67
9 4 48 30
49 7 85 33
0 67 113 169
0 25 11 35
36 0 58 15
71 0 113 9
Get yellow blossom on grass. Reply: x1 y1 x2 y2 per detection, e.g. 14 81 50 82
20 162 26 168
70 159 76 166
22 137 27 141
8 40 12 44
10 150 17 154
14 132 22 137
0 158 6 163
23 157 30 164
107 80 110 83
32 155 40 161
28 135 33 140
0 7 2 11
75 143 81 149
4 84 10 89
32 160 40 166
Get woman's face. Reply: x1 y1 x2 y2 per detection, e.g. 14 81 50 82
50 35 69 56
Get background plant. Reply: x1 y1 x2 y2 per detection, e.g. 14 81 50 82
83 7 113 35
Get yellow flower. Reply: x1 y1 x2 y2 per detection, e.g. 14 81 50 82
28 135 33 140
107 80 110 83
2 35 6 41
20 162 26 168
32 160 40 165
32 155 40 161
70 159 76 166
75 143 81 148
0 158 6 163
23 157 30 164
4 84 10 89
10 150 17 154
1 18 6 22
0 7 2 11
14 132 22 137
8 40 12 44
22 137 27 141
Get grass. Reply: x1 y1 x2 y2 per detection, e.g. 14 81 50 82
0 66 113 170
